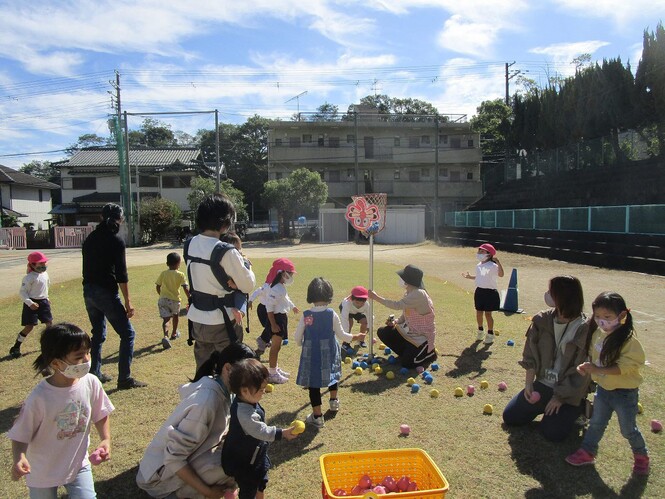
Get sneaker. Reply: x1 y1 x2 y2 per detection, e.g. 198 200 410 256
97 372 113 383
484 333 495 345
329 399 340 412
267 372 289 384
277 367 290 378
306 413 325 428
633 454 650 476
161 337 172 349
476 330 485 341
117 377 148 390
170 331 180 341
565 448 596 466
359 341 367 348
9 344 21 358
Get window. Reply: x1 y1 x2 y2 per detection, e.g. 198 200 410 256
394 169 400 180
467 172 474 180
421 135 430 145
274 138 283 147
467 139 474 148
72 177 96 189
302 134 312 143
329 136 340 148
439 134 448 144
289 136 301 148
421 168 430 177
450 137 461 148
139 175 158 187
394 137 401 147
408 136 420 148
450 171 460 182
346 134 355 144
409 170 420 182
38 189 43 202
328 170 340 182
318 135 325 147
162 175 191 188
439 168 449 178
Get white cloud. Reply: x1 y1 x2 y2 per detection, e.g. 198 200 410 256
553 0 664 30
530 40 610 76
437 15 502 57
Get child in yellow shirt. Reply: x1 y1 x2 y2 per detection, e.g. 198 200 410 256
155 252 190 349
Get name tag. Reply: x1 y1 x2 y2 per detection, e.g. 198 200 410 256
544 368 559 383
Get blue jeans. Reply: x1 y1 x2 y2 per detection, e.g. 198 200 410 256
29 465 96 498
502 381 582 442
582 386 647 456
84 283 135 382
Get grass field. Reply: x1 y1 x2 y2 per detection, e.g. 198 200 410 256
0 257 662 498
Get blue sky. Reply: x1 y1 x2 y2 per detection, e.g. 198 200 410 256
0 0 662 169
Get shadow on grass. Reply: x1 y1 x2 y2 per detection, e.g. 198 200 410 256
504 423 645 498
0 403 21 434
444 340 492 379
96 464 146 498
103 341 169 365
268 401 324 468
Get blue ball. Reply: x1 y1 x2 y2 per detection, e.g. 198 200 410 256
384 347 392 355
424 375 434 385
430 363 439 371
371 358 380 364
282 339 289 345
399 367 409 375
363 353 369 358
352 361 360 369
360 361 369 369
507 340 515 346
411 383 420 393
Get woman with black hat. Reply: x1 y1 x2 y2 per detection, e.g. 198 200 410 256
368 264 437 368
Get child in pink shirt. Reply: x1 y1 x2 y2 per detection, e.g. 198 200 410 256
8 323 114 498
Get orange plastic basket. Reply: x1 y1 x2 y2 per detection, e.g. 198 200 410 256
320 448 449 498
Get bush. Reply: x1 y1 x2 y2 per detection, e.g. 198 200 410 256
139 198 182 244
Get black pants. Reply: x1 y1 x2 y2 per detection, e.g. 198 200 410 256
377 326 436 368
309 383 339 407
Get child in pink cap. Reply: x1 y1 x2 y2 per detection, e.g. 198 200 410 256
462 243 504 345
338 285 370 351
10 252 53 358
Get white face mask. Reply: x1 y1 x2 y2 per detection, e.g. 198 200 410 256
596 317 621 333
544 291 556 308
282 273 294 286
476 253 487 262
58 359 91 379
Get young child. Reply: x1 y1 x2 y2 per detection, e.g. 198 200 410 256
295 277 366 428
222 358 298 499
462 243 504 345
566 292 649 475
251 258 292 356
339 285 371 351
221 231 251 326
9 322 114 497
260 259 299 384
10 251 53 358
156 252 190 349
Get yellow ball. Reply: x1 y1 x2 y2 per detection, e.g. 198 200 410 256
637 402 644 414
374 366 383 375
386 371 395 380
379 343 386 349
430 389 440 398
344 357 352 364
483 404 494 415
480 380 489 389
354 367 363 375
407 377 416 386
265 384 274 393
290 420 305 435
454 387 464 397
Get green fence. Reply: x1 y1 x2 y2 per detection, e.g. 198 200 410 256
445 204 665 235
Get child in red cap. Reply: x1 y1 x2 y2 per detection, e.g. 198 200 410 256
10 252 53 358
462 243 504 345
338 285 370 351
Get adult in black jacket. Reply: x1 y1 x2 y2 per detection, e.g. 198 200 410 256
82 203 146 390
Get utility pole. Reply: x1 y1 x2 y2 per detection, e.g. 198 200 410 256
285 91 307 121
215 109 220 192
505 61 525 105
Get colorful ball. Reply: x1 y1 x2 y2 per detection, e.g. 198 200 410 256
529 391 541 403
344 357 352 364
265 383 274 393
386 371 395 380
480 380 489 389
400 424 410 435
290 420 306 435
430 363 439 371
430 388 440 398
498 381 508 391
638 402 644 414
506 340 515 346
454 387 464 397
360 361 369 369
354 367 363 375
374 365 383 375
467 385 475 396
399 367 409 375
416 366 425 374
411 383 420 393
407 377 416 386
424 375 433 385
483 404 494 415
388 355 397 364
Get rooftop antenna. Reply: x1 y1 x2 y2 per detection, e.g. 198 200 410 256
285 91 308 118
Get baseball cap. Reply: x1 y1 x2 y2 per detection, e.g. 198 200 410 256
351 286 369 300
27 251 48 264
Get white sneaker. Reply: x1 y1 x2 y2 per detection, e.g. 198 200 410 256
476 330 485 341
277 367 290 378
267 372 289 384
484 333 495 345
306 413 325 428
329 399 340 412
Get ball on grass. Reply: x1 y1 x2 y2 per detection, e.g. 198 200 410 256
399 367 409 375
454 387 464 397
423 374 433 385
430 363 439 371
638 402 644 414
411 383 420 393
483 404 494 415
384 347 391 354
373 365 383 375
416 366 425 374
344 357 352 364
480 380 489 389
467 385 475 396
430 389 440 398
506 340 515 346
400 424 410 435
498 381 508 391
651 419 663 433
386 371 395 380
354 367 363 375
407 377 416 386
265 383 274 393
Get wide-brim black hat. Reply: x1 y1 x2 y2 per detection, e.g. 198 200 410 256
397 264 424 288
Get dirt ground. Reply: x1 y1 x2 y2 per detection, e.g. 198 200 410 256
1 241 663 369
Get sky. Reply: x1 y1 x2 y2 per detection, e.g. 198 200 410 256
0 0 662 169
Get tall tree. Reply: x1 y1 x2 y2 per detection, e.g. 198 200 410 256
19 160 60 185
470 99 512 159
128 118 177 147
65 133 109 156
635 22 665 157
310 103 339 121
346 95 439 121
187 177 248 222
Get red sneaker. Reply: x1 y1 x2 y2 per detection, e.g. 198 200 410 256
565 448 596 466
633 454 650 476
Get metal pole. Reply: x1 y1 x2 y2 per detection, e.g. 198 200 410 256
368 233 374 359
434 118 439 242
215 110 220 192
354 111 359 194
123 111 135 245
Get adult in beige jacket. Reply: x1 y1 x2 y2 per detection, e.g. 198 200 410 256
502 275 593 441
